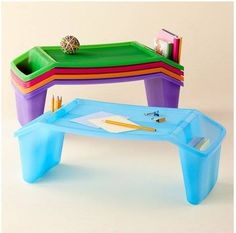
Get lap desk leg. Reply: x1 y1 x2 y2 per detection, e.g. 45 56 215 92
18 125 64 183
179 146 221 204
144 77 180 108
15 90 47 126
171 112 225 204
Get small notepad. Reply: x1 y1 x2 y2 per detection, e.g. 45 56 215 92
89 115 139 133
188 137 210 151
70 111 123 128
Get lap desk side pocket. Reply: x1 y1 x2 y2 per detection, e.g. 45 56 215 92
15 99 226 205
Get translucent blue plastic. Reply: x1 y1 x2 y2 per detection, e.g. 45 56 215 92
15 98 226 204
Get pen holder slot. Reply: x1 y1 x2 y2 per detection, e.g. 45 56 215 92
15 48 53 76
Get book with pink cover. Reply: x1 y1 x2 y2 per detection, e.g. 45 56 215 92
157 29 181 63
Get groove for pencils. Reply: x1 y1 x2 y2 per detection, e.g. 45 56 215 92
105 120 156 132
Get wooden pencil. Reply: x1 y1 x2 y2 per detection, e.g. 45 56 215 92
105 120 156 132
51 95 55 112
54 96 59 111
59 96 62 108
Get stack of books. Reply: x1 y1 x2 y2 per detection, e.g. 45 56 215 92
154 29 182 63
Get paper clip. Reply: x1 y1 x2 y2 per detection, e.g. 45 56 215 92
144 110 159 116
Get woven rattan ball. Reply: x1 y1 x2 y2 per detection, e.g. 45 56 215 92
60 35 80 54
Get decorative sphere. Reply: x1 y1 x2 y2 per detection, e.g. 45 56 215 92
60 35 80 54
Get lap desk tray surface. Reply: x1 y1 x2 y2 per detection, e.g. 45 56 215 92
15 98 225 205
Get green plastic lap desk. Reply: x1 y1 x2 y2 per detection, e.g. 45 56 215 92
15 98 226 205
11 41 184 82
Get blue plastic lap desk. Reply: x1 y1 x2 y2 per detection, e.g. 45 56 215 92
15 98 226 205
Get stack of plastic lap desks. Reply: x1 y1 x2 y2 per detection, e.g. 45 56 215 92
15 98 226 204
11 41 184 125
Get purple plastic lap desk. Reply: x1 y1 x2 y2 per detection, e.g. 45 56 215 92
14 73 183 125
15 98 226 205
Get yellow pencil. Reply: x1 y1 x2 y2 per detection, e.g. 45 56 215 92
54 96 59 111
51 95 55 112
57 96 60 110
105 120 156 132
59 96 62 108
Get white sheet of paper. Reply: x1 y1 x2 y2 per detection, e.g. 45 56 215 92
70 111 123 128
89 115 139 133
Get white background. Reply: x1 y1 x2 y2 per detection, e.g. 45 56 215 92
2 2 233 233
